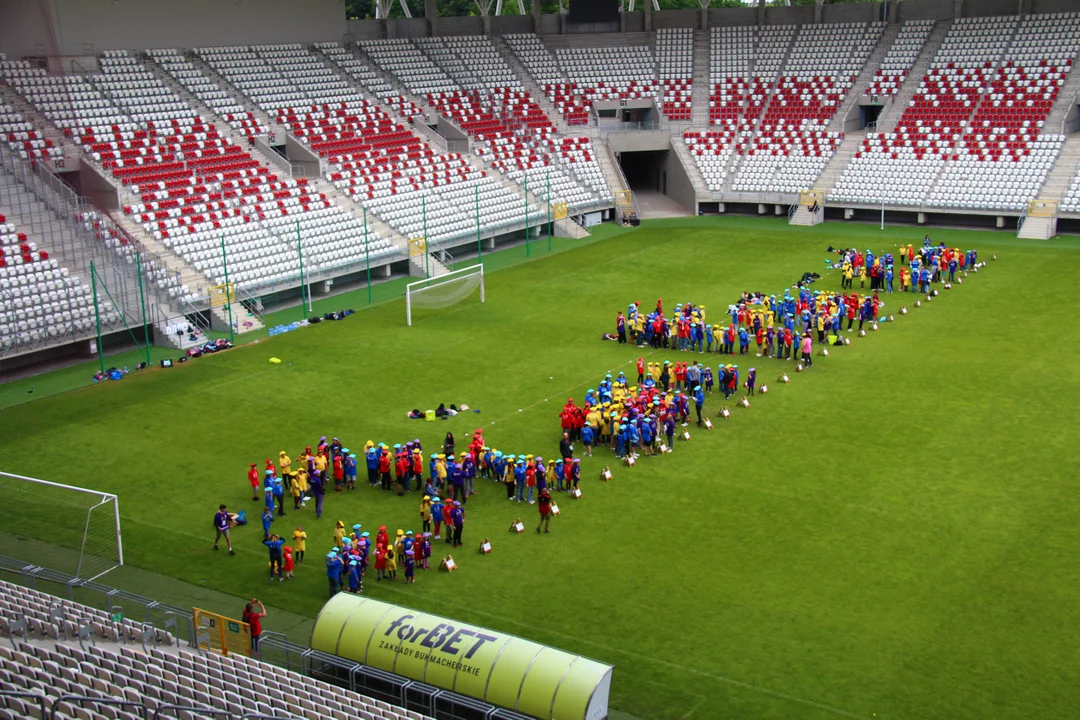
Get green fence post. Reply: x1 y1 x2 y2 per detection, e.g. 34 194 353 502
364 207 372 304
90 261 105 376
220 236 234 343
546 167 552 253
525 172 530 258
135 253 150 365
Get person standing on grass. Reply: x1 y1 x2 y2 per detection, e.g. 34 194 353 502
247 464 260 502
261 506 273 541
310 470 325 519
801 332 813 367
242 599 266 653
616 311 627 344
560 432 573 460
264 534 285 582
214 504 235 555
536 488 553 534
686 361 702 393
326 551 344 595
693 384 705 427
292 526 306 563
450 501 465 548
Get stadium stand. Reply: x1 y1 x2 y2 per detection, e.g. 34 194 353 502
865 20 935 98
0 579 431 720
0 214 112 352
831 13 1080 212
656 29 693 121
503 33 590 127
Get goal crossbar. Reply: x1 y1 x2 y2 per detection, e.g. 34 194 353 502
406 264 485 326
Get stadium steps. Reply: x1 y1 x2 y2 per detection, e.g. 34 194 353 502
690 30 711 128
1035 133 1080 202
1045 57 1080 132
491 37 572 135
878 18 952 133
828 21 901 133
0 83 78 174
595 139 629 198
789 204 823 226
184 54 292 145
815 130 865 197
1017 214 1055 238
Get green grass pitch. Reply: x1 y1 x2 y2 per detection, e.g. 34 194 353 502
2 215 1080 720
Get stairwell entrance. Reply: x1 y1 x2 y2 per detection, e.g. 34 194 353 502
617 148 694 219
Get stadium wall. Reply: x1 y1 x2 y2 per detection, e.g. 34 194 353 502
0 0 343 60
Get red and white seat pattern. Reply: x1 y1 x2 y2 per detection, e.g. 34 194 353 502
709 25 795 130
682 130 734 192
0 214 109 349
315 43 423 120
732 130 843 193
656 28 692 121
149 49 267 138
502 34 590 126
866 20 933 97
555 45 657 104
833 14 1080 210
0 98 60 164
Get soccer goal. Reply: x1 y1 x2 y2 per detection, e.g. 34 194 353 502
0 471 123 581
405 263 485 326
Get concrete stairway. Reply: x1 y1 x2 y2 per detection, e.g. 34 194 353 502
491 37 572 135
878 19 952 133
690 29 711 128
816 130 864 197
829 22 900 133
1046 60 1080 133
789 205 823 226
1036 133 1080 202
1017 215 1056 239
596 141 629 199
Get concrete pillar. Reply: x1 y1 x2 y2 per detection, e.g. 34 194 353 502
621 10 627 33
844 208 854 219
482 13 491 36
953 0 963 19
717 202 725 213
814 0 824 24
644 0 652 32
757 0 766 26
888 0 899 24
917 212 926 224
758 203 767 214
531 0 541 33
774 204 783 215
425 0 438 36
700 6 708 31
1018 0 1032 15
996 215 1005 228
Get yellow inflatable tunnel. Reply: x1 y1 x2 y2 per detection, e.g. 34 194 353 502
310 594 613 720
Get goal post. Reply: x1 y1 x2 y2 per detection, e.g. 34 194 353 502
0 470 123 581
406 263 485 326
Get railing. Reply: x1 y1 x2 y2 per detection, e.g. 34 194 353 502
787 199 800 221
0 143 155 358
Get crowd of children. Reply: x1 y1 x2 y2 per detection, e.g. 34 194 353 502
590 240 984 458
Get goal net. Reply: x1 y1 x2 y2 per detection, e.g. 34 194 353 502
0 471 123 581
406 264 485 326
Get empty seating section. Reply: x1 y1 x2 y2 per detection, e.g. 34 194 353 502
556 45 657 106
315 43 423 120
196 45 308 112
1063 173 1080 213
832 13 1080 210
866 20 933 97
149 49 267 138
656 29 692 121
708 26 759 130
0 214 107 351
503 33 591 126
682 131 729 192
0 62 61 163
733 131 843 193
360 39 459 96
0 581 428 720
